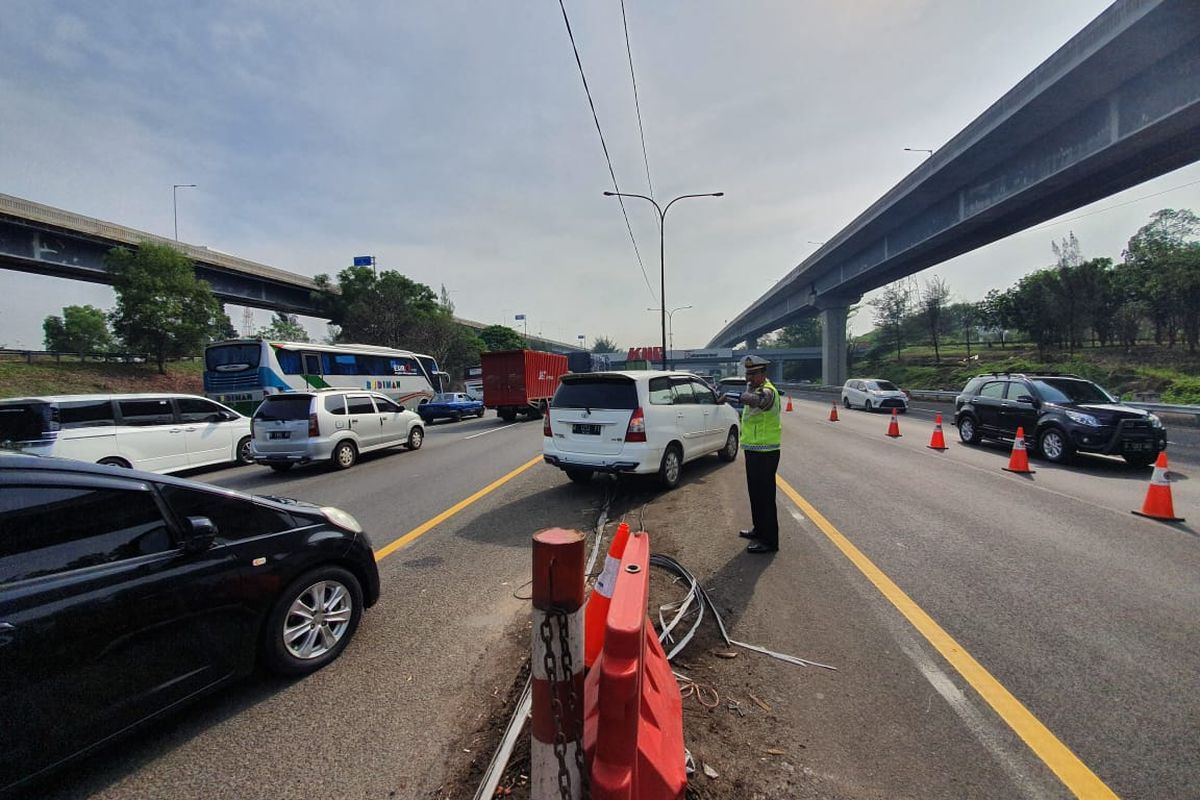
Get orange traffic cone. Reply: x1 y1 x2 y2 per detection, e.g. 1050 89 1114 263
885 408 902 438
583 521 632 668
1132 451 1184 522
1002 427 1035 474
928 414 948 451
829 402 839 422
785 394 794 412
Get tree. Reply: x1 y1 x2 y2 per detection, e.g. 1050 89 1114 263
312 266 440 348
1124 209 1200 346
1009 269 1063 360
42 304 115 353
978 288 1014 348
478 324 528 351
257 312 310 342
591 335 618 354
870 280 913 362
772 318 822 348
920 277 951 363
106 242 225 373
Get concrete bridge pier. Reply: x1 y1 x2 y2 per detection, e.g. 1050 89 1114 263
820 305 851 387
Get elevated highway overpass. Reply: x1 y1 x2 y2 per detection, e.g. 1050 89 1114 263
0 192 583 354
709 0 1200 385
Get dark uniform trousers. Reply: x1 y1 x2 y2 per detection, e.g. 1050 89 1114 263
744 449 780 548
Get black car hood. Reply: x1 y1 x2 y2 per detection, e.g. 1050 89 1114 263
1057 403 1150 422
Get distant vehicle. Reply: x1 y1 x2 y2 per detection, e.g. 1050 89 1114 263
566 352 612 374
250 389 423 471
954 373 1166 467
0 453 380 794
717 377 748 412
418 392 485 423
841 378 909 413
0 393 252 473
464 365 484 397
543 371 741 490
203 339 447 416
482 349 569 422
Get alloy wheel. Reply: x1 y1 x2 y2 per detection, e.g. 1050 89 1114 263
282 580 354 660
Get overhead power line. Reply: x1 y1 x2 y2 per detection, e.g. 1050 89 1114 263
557 0 657 301
1026 178 1200 233
620 0 654 199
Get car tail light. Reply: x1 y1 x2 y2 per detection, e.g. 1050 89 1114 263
308 413 320 437
543 410 552 437
625 407 647 442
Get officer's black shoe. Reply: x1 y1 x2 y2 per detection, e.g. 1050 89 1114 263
738 529 757 539
746 542 778 554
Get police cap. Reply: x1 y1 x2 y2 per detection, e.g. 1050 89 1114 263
743 354 770 373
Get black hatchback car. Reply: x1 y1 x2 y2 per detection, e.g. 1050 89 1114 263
954 373 1167 466
0 454 380 794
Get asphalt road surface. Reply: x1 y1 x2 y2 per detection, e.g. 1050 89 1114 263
24 400 1198 799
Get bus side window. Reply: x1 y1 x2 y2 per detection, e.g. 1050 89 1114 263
303 353 323 375
277 351 303 375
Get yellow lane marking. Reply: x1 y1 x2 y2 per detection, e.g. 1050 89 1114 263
775 475 1120 800
375 454 543 561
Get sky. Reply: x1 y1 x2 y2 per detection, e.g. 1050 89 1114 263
2 1 1198 351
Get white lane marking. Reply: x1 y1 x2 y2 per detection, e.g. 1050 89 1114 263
787 505 807 525
464 423 521 440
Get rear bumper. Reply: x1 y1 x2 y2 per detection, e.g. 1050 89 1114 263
543 454 641 474
251 438 338 464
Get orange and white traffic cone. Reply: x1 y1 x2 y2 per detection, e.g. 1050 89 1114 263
928 413 948 451
886 408 902 438
1132 451 1184 522
829 402 839 422
583 521 631 669
785 394 794 412
1002 427 1035 473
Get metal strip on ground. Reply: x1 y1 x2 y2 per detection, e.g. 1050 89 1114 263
775 474 1120 800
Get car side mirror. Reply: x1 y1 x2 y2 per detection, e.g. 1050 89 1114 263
715 394 726 404
397 405 406 413
184 516 218 553
1017 394 1037 406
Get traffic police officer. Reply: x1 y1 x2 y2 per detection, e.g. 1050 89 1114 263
734 355 782 553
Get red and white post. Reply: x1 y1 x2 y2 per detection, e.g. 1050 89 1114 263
531 528 586 800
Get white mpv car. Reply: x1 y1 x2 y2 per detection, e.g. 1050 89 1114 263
251 389 423 471
542 371 741 489
0 393 252 473
840 378 909 413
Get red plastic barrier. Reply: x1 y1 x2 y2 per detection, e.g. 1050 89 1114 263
583 533 686 800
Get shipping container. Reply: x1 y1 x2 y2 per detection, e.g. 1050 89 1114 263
481 350 569 421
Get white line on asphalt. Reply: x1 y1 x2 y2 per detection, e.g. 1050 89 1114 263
787 506 807 525
464 423 521 440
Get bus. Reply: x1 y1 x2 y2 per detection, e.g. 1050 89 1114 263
204 339 446 415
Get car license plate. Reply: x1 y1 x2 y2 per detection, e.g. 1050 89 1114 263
269 431 290 440
1124 441 1152 452
572 423 602 436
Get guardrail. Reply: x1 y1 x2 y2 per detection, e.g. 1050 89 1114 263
777 383 1200 424
0 348 151 363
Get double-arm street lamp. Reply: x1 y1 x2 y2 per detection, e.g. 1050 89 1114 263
645 305 693 362
172 184 197 241
604 191 723 369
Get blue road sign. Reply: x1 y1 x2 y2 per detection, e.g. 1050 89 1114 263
353 255 374 267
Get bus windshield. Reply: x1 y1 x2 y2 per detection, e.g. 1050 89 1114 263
206 344 261 372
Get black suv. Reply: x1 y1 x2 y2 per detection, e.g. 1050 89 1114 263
954 373 1167 467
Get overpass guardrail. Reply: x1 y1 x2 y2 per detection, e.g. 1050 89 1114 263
776 383 1200 425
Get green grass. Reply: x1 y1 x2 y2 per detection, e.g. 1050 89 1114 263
854 344 1200 401
0 358 204 398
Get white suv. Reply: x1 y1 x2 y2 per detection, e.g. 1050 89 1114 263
841 378 908 413
542 371 741 489
251 390 423 471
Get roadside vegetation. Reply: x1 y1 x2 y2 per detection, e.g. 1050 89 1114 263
0 358 203 398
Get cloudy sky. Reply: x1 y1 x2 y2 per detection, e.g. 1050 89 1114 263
2 1 1198 350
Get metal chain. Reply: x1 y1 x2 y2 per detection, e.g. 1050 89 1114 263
556 607 588 798
540 612 574 800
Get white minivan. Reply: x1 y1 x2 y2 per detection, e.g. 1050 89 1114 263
543 371 741 489
840 378 909 413
0 393 253 473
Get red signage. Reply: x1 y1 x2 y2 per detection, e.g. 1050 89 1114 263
626 347 664 363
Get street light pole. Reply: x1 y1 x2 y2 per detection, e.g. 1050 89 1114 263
903 148 934 158
646 305 692 365
605 191 722 369
172 184 197 241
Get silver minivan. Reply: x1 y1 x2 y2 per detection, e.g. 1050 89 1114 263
250 390 424 471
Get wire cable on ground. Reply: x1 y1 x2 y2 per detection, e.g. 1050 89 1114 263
619 0 654 199
556 0 657 302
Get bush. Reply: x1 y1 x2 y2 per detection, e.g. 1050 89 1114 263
1163 377 1200 405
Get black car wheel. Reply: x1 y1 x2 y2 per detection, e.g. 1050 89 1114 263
864 400 873 412
261 566 364 677
97 457 131 468
566 468 593 484
958 415 981 445
1038 427 1073 464
842 396 851 409
332 440 358 470
407 426 424 450
718 427 739 462
659 444 683 490
236 436 254 465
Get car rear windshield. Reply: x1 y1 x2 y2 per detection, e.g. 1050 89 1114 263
875 381 899 391
206 344 261 372
0 402 50 442
553 378 638 410
254 395 313 420
1032 379 1113 405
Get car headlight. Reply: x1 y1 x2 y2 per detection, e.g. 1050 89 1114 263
1065 410 1101 427
1148 414 1163 428
321 506 363 534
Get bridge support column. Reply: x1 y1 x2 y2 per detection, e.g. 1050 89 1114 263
820 306 849 387
745 336 758 350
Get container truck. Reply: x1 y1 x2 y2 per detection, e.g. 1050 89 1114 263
481 349 569 421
